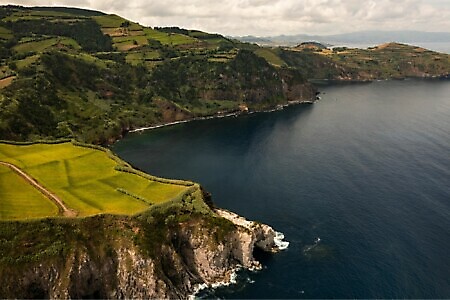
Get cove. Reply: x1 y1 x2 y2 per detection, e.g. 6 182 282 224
113 79 450 298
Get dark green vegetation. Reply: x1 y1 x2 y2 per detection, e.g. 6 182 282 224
279 43 450 80
0 185 213 265
1 6 447 145
0 190 235 298
0 5 309 144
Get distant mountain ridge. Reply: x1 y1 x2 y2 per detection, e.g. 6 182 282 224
235 30 450 46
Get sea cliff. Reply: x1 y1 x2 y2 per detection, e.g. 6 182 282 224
0 191 286 299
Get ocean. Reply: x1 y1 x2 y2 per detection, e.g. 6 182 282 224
113 79 450 298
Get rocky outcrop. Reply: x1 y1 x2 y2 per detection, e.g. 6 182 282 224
0 207 287 299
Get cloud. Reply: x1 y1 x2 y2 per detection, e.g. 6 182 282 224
1 0 449 36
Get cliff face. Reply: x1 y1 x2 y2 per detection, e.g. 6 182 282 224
0 206 282 299
279 43 450 81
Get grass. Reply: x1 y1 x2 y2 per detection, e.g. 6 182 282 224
113 35 147 44
69 53 110 68
93 14 142 30
0 142 191 219
12 37 81 54
0 165 59 220
14 53 40 70
112 35 149 51
2 10 84 22
0 26 13 40
114 40 140 51
255 48 286 67
143 28 198 46
126 50 161 65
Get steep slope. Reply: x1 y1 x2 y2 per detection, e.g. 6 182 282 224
280 43 450 80
0 193 284 299
1 6 448 145
0 5 316 144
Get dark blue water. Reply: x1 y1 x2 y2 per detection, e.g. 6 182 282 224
113 80 450 299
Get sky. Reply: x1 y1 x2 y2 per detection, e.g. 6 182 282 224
1 0 449 36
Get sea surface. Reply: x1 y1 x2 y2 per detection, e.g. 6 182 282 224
113 79 450 299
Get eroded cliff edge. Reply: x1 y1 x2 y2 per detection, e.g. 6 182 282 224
0 188 284 299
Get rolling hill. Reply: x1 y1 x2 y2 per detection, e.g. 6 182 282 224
0 6 449 145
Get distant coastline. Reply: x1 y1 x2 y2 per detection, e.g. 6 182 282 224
129 99 316 134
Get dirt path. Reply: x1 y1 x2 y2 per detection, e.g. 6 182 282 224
0 161 77 217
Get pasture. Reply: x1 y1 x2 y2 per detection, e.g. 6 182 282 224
254 48 287 67
12 37 81 54
0 164 59 220
143 28 198 46
0 142 192 220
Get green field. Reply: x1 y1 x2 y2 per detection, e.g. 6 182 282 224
0 142 192 220
126 50 161 65
112 35 149 51
69 53 110 68
12 37 81 54
0 164 59 220
2 10 84 22
0 26 12 40
254 48 286 67
143 28 198 46
93 14 142 30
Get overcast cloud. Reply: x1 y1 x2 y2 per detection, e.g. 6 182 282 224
1 0 449 36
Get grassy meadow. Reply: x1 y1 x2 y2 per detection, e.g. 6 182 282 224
12 37 81 54
254 48 287 67
0 142 192 220
143 28 198 46
0 164 59 220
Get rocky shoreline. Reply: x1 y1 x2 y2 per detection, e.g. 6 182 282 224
0 204 289 299
129 98 317 134
188 208 289 298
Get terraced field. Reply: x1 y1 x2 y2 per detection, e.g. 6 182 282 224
143 28 198 46
0 141 193 220
12 37 81 54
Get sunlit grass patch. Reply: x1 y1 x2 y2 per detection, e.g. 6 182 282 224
0 165 59 220
0 142 192 220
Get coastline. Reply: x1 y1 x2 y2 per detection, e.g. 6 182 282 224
126 77 448 137
188 208 290 299
116 76 450 142
189 266 241 300
129 98 317 134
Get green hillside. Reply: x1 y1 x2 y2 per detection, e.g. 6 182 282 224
0 5 448 145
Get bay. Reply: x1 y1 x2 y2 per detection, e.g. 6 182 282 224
113 79 450 298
